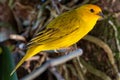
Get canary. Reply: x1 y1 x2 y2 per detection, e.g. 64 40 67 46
11 4 103 75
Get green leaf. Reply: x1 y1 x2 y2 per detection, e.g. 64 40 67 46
0 45 18 80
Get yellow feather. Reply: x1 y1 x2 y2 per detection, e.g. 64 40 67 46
11 4 103 75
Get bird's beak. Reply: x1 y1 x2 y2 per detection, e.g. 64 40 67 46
97 12 104 18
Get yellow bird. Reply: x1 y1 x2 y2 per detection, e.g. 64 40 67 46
11 4 103 75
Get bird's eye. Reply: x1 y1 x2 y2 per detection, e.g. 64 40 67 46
90 9 95 13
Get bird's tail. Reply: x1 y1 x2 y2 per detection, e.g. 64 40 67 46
10 46 44 76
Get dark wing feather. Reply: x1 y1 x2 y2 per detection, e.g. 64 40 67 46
27 10 80 48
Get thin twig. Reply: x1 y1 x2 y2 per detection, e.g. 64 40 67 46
51 0 61 14
108 20 120 53
49 67 64 80
63 65 69 80
73 58 85 80
9 34 26 41
83 35 119 78
80 58 112 80
21 49 83 80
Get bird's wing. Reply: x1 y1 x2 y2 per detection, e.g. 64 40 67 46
47 10 80 31
27 10 80 48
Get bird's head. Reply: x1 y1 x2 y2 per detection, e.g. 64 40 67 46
76 4 104 20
